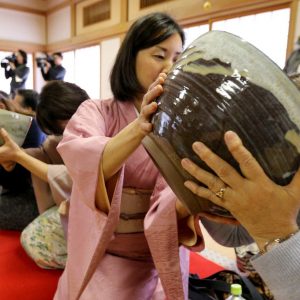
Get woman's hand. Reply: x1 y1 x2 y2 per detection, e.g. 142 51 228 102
137 73 166 135
0 128 23 163
1 161 16 172
181 131 300 250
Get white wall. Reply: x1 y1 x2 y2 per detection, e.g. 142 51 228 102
35 70 46 93
34 52 47 93
0 8 46 43
47 6 71 43
100 37 120 99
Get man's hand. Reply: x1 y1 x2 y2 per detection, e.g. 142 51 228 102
9 62 16 70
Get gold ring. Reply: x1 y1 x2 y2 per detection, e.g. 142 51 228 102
215 187 226 199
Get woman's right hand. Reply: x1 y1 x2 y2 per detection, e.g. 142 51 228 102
0 128 23 164
1 161 16 172
102 73 166 181
138 73 166 135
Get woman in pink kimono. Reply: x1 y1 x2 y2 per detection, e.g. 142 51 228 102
56 13 253 300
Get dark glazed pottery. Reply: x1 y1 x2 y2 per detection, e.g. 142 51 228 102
142 31 300 217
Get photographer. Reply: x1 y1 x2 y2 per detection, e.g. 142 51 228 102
2 49 29 98
284 36 300 75
40 52 66 81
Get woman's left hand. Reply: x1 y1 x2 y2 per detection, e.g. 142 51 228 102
138 73 166 135
0 128 22 163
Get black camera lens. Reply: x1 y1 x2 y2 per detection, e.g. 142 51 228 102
1 54 17 68
0 62 8 68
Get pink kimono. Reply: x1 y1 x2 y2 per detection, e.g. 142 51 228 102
55 99 203 300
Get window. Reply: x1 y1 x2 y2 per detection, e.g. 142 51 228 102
0 51 12 95
74 46 100 99
26 53 34 91
62 51 75 83
184 24 209 49
212 8 290 68
183 8 290 69
63 45 100 99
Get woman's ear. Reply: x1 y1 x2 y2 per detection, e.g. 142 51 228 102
0 102 6 110
0 99 16 112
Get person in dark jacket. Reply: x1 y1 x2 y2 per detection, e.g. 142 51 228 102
41 52 66 81
0 89 46 230
12 89 46 147
284 36 300 75
4 49 30 98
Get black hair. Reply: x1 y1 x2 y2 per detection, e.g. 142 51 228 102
37 81 89 135
110 12 184 102
53 52 63 59
18 49 27 65
0 90 9 101
17 89 39 111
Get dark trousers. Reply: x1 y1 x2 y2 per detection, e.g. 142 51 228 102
0 186 39 230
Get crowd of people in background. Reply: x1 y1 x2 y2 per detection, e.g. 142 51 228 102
1 49 65 99
0 11 299 300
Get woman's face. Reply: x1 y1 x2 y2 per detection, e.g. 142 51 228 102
53 55 62 66
136 33 183 93
16 52 24 65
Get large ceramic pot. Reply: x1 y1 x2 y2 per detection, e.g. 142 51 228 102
142 31 300 217
0 109 32 146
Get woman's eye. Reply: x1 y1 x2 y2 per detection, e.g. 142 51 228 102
153 55 165 60
173 56 180 63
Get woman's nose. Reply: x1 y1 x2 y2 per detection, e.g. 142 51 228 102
162 59 173 74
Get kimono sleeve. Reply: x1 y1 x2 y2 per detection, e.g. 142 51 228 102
48 165 72 207
31 165 71 214
144 175 204 299
57 100 124 213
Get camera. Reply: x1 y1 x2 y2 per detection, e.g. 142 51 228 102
1 54 17 68
36 55 54 68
